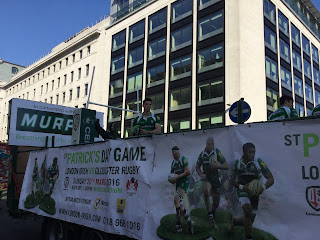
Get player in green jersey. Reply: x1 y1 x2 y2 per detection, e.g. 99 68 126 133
268 95 298 120
230 143 274 240
47 157 59 196
169 146 195 234
31 157 39 196
131 98 161 136
196 137 228 229
312 104 320 116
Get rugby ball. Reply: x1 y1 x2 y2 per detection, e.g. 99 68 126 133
209 155 218 167
247 179 262 197
168 174 176 184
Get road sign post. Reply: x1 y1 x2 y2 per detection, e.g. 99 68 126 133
229 98 251 124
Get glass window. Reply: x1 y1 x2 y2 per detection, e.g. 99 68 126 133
86 64 89 76
198 79 223 106
305 84 313 103
56 95 59 105
312 45 319 64
170 55 191 81
148 37 166 60
294 76 303 98
147 64 165 87
52 80 54 90
149 8 167 34
265 57 278 83
198 11 223 41
73 54 75 63
126 99 142 119
292 49 302 71
169 86 191 111
71 71 74 82
172 0 192 23
264 26 277 52
127 72 142 93
64 74 67 85
57 77 60 88
278 11 289 35
314 66 320 86
111 55 125 74
291 24 300 47
307 108 312 116
264 0 276 24
199 0 221 10
279 39 290 63
149 92 164 114
12 67 18 74
85 84 88 96
304 59 311 79
295 102 304 117
80 50 83 59
198 113 223 129
87 46 91 55
198 44 223 73
112 30 126 51
110 78 124 98
169 118 191 132
129 20 145 43
315 90 320 105
128 46 144 68
266 87 278 113
281 66 292 90
302 35 310 55
171 24 192 51
78 68 81 79
69 89 73 101
109 104 122 122
62 92 65 103
77 86 80 98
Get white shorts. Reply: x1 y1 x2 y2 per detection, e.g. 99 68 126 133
239 197 257 213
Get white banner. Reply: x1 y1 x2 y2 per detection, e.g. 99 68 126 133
19 138 154 239
19 119 320 240
8 98 103 147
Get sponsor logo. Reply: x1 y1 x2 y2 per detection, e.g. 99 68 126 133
306 186 320 211
126 177 138 196
73 114 80 131
94 198 101 210
64 177 70 189
93 198 109 210
116 199 126 214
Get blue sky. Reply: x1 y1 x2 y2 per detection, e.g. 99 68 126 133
1 0 320 67
0 0 110 67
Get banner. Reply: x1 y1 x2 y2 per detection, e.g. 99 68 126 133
19 119 320 240
0 143 10 192
18 138 154 239
8 98 104 147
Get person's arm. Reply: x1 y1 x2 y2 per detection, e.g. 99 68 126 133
213 162 228 170
95 120 111 140
212 149 228 170
173 166 190 183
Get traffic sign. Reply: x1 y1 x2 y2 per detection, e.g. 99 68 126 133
229 99 251 124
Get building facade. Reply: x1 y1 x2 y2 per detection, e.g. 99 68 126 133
1 0 320 141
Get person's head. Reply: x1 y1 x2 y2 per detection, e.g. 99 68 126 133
172 146 180 160
143 98 152 113
35 157 37 162
243 143 255 161
53 157 58 167
205 137 214 153
280 95 293 108
108 122 115 131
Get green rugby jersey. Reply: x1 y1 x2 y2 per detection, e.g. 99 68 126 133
170 156 189 186
132 113 161 133
233 157 270 185
312 104 320 116
196 148 226 181
268 106 298 121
